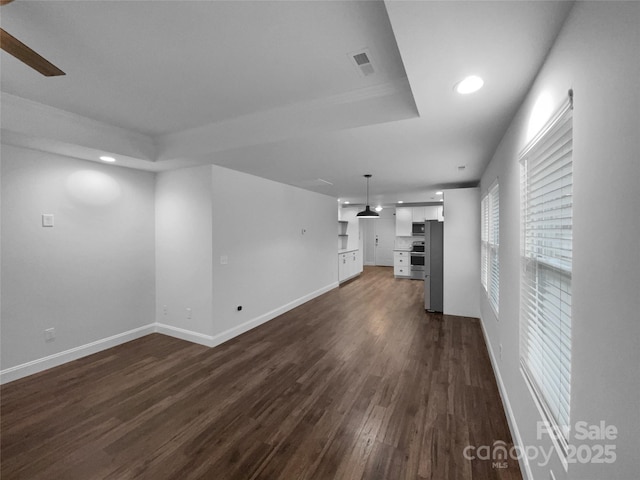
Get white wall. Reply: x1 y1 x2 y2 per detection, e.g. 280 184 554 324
478 3 640 480
443 188 480 318
210 165 337 338
155 164 338 347
155 166 214 340
1 145 156 382
2 152 338 381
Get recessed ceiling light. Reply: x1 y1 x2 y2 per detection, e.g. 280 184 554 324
397 200 404 204
436 191 443 195
343 201 350 204
455 75 484 94
99 156 116 163
440 199 444 202
375 205 383 212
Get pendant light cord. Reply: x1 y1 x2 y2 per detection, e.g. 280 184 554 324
366 177 369 205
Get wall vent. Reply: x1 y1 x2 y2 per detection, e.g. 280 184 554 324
349 48 375 77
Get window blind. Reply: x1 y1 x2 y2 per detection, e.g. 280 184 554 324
519 96 573 451
488 183 499 312
481 196 489 289
481 182 499 313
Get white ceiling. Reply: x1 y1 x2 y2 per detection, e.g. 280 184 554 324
0 0 574 205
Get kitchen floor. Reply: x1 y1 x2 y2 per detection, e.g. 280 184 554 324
1 266 521 480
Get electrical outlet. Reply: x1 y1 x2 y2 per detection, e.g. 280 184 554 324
186 307 192 319
44 328 55 342
163 305 167 315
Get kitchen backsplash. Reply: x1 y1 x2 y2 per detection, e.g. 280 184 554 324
395 237 419 249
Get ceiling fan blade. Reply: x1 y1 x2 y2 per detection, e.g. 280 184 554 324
0 28 65 76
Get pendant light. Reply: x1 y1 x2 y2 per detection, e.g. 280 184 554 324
356 174 379 218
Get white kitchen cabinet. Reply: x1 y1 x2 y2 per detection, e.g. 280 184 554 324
339 249 362 283
424 206 438 221
393 251 410 278
394 264 410 277
354 250 363 275
339 252 349 281
395 207 412 236
412 207 427 223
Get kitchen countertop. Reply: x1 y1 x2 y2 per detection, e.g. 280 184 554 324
393 248 412 252
338 248 359 254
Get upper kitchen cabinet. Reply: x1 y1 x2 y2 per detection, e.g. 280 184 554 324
425 206 444 222
395 207 413 236
412 206 427 223
396 206 444 237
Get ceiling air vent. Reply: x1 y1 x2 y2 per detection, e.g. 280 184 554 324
353 52 370 66
349 49 375 77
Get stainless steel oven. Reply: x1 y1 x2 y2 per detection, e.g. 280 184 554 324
410 241 425 280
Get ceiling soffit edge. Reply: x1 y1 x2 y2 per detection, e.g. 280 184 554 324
1 78 415 168
1 92 157 162
156 78 416 162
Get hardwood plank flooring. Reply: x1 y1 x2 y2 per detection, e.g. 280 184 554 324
1 266 522 480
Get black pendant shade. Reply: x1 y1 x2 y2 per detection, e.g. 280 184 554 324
356 174 379 218
356 205 379 218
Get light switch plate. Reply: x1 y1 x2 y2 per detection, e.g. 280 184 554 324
220 255 228 265
42 214 54 227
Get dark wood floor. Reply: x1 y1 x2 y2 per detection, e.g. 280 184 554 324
1 266 521 480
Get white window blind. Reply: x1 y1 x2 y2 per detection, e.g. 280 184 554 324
519 95 573 451
481 182 499 313
481 196 488 289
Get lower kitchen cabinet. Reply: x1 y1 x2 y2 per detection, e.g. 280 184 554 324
339 249 362 283
393 264 409 277
393 251 411 278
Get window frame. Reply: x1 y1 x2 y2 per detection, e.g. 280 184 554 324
481 180 499 315
519 94 573 464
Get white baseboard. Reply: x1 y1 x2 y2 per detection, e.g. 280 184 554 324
1 283 338 385
212 281 339 346
0 324 155 385
158 281 339 348
0 282 338 384
154 323 215 347
479 317 533 480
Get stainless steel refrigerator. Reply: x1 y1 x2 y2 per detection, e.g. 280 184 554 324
424 220 443 312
